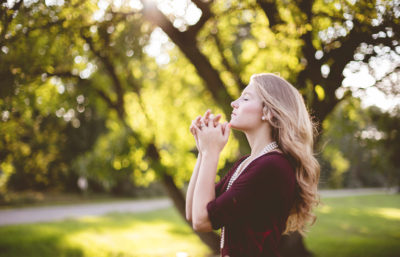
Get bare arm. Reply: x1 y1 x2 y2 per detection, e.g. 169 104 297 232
192 151 220 232
186 112 209 222
188 111 228 231
185 152 202 222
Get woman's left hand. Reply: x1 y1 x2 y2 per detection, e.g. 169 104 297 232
195 113 231 155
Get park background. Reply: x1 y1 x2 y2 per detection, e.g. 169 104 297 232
0 0 399 256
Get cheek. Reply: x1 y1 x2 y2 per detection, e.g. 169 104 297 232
242 102 262 117
231 102 263 125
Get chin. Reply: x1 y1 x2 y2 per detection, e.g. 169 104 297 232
229 121 243 131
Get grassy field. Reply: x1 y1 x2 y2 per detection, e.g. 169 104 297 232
0 194 399 257
305 194 400 257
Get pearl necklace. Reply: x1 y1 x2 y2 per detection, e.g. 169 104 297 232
220 141 279 250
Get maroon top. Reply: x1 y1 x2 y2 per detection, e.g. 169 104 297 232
207 152 296 257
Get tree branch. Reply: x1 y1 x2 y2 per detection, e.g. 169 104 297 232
45 70 120 111
140 0 233 116
0 0 23 46
80 31 125 119
186 0 213 37
212 31 246 90
256 0 283 28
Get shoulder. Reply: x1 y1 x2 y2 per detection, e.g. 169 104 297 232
227 154 249 174
247 152 295 180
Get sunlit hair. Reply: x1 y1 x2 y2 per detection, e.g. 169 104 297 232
252 73 320 235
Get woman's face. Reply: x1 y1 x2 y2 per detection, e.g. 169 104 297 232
230 81 264 131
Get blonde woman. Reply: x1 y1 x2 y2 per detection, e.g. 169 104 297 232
186 73 320 257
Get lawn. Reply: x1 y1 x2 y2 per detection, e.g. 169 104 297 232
305 194 400 257
0 194 399 257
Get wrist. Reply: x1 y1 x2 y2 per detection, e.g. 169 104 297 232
201 150 221 158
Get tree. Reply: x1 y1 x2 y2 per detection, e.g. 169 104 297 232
369 106 400 190
1 0 223 251
319 98 395 189
137 0 400 255
0 0 106 195
1 0 399 256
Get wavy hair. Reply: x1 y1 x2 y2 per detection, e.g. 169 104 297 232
252 73 320 235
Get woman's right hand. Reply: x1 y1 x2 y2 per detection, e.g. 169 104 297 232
190 110 221 153
190 115 202 152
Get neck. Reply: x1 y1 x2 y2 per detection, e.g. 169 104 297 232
245 125 274 157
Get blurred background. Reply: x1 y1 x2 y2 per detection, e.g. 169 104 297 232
0 0 399 256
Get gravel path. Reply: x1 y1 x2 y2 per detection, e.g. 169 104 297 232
0 198 171 226
319 187 397 198
0 188 396 226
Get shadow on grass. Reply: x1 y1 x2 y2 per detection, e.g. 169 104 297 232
0 225 84 257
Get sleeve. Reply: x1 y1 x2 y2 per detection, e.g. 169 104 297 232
207 155 295 230
214 174 229 197
214 155 249 197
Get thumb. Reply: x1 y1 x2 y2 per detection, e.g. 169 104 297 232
223 122 231 140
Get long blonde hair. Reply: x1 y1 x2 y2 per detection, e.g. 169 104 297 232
252 73 320 235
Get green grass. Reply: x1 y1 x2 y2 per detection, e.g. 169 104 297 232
305 194 400 257
0 194 399 257
0 208 210 257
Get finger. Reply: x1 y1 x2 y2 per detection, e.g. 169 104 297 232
200 117 207 128
190 122 195 133
191 120 199 132
193 123 201 133
213 114 222 127
204 109 211 125
221 122 226 134
192 118 202 130
207 113 215 127
198 119 206 130
190 125 197 136
195 115 202 126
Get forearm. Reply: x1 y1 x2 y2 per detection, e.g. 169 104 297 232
185 153 202 221
192 151 219 231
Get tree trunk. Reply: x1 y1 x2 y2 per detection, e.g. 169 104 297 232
160 173 221 255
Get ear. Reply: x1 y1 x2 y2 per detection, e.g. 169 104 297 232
266 110 273 120
262 105 273 121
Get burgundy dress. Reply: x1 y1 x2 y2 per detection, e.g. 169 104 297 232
207 152 296 257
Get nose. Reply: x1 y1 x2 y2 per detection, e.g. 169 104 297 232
231 99 238 109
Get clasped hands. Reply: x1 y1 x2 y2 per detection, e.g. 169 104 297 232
189 109 231 155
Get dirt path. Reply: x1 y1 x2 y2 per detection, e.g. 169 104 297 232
319 187 396 198
0 198 171 226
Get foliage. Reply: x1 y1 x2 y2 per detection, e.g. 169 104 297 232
368 106 400 187
319 98 397 188
0 0 399 214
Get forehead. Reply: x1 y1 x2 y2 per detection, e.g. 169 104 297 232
242 81 257 95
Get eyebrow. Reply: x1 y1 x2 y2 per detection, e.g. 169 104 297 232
241 92 252 96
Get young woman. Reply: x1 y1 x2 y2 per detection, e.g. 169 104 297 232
186 73 320 257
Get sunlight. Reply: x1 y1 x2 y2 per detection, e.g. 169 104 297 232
372 208 400 220
156 0 202 28
342 59 400 112
144 28 174 65
319 205 332 214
